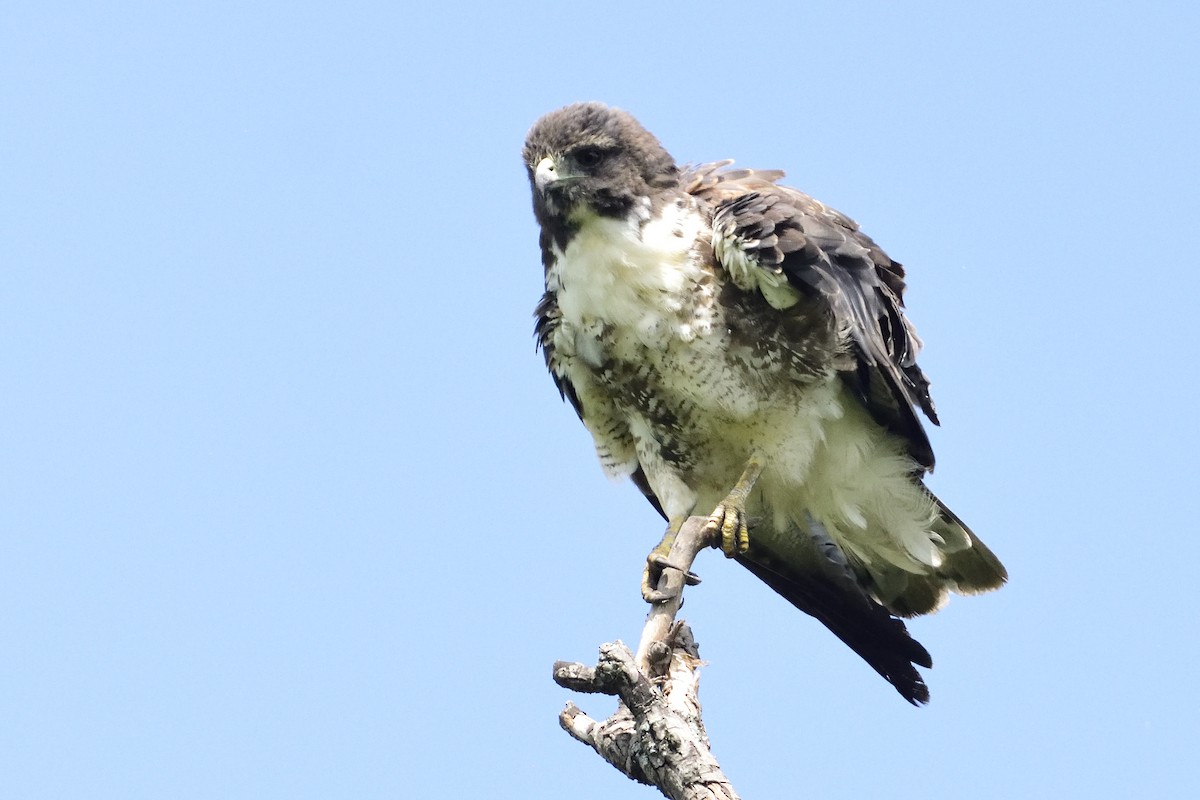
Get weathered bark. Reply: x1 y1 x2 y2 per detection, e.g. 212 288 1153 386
552 516 739 800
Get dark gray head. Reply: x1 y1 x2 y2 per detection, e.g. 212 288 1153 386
523 103 679 227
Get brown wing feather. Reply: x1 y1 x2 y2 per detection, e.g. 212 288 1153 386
687 163 939 471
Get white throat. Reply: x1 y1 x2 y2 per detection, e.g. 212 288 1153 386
548 197 708 338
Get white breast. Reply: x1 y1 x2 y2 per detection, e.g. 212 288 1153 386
549 198 710 345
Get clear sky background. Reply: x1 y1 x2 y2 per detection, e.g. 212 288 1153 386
4 2 1198 798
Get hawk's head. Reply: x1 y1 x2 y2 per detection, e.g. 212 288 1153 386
523 102 679 226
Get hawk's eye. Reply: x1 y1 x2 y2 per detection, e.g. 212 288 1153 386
574 146 604 169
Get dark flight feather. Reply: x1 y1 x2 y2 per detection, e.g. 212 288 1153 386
692 165 938 470
736 515 933 705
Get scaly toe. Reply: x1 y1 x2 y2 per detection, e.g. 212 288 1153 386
720 513 737 557
715 506 751 557
642 555 670 603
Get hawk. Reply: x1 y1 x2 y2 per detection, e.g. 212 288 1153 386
524 102 1005 704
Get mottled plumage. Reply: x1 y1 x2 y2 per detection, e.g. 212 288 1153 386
524 102 1005 704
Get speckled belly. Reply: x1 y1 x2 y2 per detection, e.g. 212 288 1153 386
598 323 842 522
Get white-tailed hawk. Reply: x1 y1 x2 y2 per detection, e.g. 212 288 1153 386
523 102 1006 704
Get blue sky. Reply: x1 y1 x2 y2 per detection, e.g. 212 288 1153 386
4 2 1198 798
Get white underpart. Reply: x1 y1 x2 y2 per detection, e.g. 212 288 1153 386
550 197 709 344
550 196 946 585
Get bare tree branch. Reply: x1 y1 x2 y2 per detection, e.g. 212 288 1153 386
552 516 740 800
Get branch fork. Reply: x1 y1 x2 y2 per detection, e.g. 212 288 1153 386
552 516 740 800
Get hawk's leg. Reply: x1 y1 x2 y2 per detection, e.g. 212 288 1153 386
641 519 702 604
704 454 765 558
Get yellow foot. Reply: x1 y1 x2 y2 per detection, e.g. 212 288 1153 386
704 501 752 557
702 455 765 558
641 523 702 604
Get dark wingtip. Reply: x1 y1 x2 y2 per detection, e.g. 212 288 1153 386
736 550 934 706
896 656 932 706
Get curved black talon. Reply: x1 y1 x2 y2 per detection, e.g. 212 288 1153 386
649 554 702 586
642 554 703 604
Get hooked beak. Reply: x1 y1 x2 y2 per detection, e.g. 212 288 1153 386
534 156 579 195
